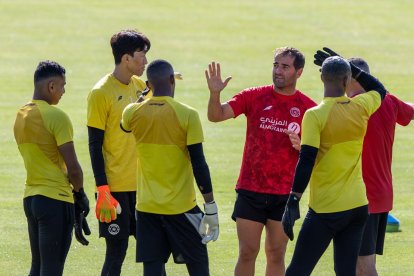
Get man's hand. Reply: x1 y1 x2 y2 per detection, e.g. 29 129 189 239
282 193 301 241
205 62 232 94
198 201 219 244
284 130 301 151
73 188 90 217
313 47 341 67
95 185 122 223
74 211 91 245
73 188 91 245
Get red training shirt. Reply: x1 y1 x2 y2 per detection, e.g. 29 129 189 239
360 93 413 213
228 85 316 195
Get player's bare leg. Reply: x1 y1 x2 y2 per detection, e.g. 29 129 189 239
235 218 264 276
264 220 288 276
357 254 378 276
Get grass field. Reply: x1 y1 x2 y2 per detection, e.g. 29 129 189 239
1 0 414 275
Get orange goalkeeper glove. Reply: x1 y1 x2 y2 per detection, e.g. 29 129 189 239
95 185 122 223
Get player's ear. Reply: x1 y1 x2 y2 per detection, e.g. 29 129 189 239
145 80 152 91
296 68 303 78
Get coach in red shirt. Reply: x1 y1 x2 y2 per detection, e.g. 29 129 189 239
205 47 316 276
346 58 414 276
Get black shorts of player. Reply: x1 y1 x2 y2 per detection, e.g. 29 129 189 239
359 212 388 256
23 195 74 276
232 189 289 224
136 206 208 265
97 191 136 239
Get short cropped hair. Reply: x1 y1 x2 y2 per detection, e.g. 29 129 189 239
34 60 66 83
274 46 305 70
146 59 174 83
348 57 370 74
321 56 351 83
110 29 151 64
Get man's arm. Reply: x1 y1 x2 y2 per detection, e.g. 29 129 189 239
88 126 108 185
88 126 121 223
187 143 219 244
282 145 318 240
205 62 234 122
58 141 83 191
187 143 213 201
291 145 319 196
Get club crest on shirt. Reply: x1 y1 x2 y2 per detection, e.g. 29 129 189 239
290 107 300 117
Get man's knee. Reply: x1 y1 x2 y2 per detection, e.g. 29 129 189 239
239 243 260 262
357 255 377 276
265 245 286 264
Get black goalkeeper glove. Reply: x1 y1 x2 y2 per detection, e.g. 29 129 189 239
313 47 362 78
281 193 301 241
74 188 91 245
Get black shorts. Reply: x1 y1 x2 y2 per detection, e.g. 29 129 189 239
136 206 208 265
359 212 388 256
232 189 289 224
97 191 136 239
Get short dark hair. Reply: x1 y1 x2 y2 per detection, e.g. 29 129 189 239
146 59 174 83
110 29 151 64
274 46 305 70
348 57 370 74
321 56 351 83
34 60 66 83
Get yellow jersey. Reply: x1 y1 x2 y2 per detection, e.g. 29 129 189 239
87 74 147 191
121 96 204 214
14 100 74 203
301 92 381 213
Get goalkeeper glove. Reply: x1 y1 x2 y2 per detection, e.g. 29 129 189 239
74 209 91 245
95 185 122 223
282 193 301 241
198 201 219 244
73 188 91 245
313 47 363 79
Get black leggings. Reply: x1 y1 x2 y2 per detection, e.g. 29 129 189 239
23 195 74 276
143 260 209 276
101 238 129 276
286 206 368 276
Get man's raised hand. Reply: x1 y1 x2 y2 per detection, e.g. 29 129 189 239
205 62 232 94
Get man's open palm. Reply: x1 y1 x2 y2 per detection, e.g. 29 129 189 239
205 62 232 94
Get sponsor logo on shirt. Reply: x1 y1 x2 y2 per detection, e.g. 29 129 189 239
290 107 300 117
287 122 301 134
259 117 288 132
263 105 273 111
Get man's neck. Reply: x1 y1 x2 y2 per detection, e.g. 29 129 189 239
112 66 132 85
346 89 365 98
274 85 296 96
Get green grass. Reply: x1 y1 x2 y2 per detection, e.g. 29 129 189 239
1 0 414 275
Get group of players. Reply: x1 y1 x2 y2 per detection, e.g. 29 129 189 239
13 28 413 276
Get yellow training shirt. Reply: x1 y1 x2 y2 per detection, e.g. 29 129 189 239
301 92 381 213
87 74 147 192
121 96 204 214
14 100 74 203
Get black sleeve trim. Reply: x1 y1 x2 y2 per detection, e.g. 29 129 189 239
291 145 319 194
187 143 213 194
88 126 108 186
120 122 131 133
